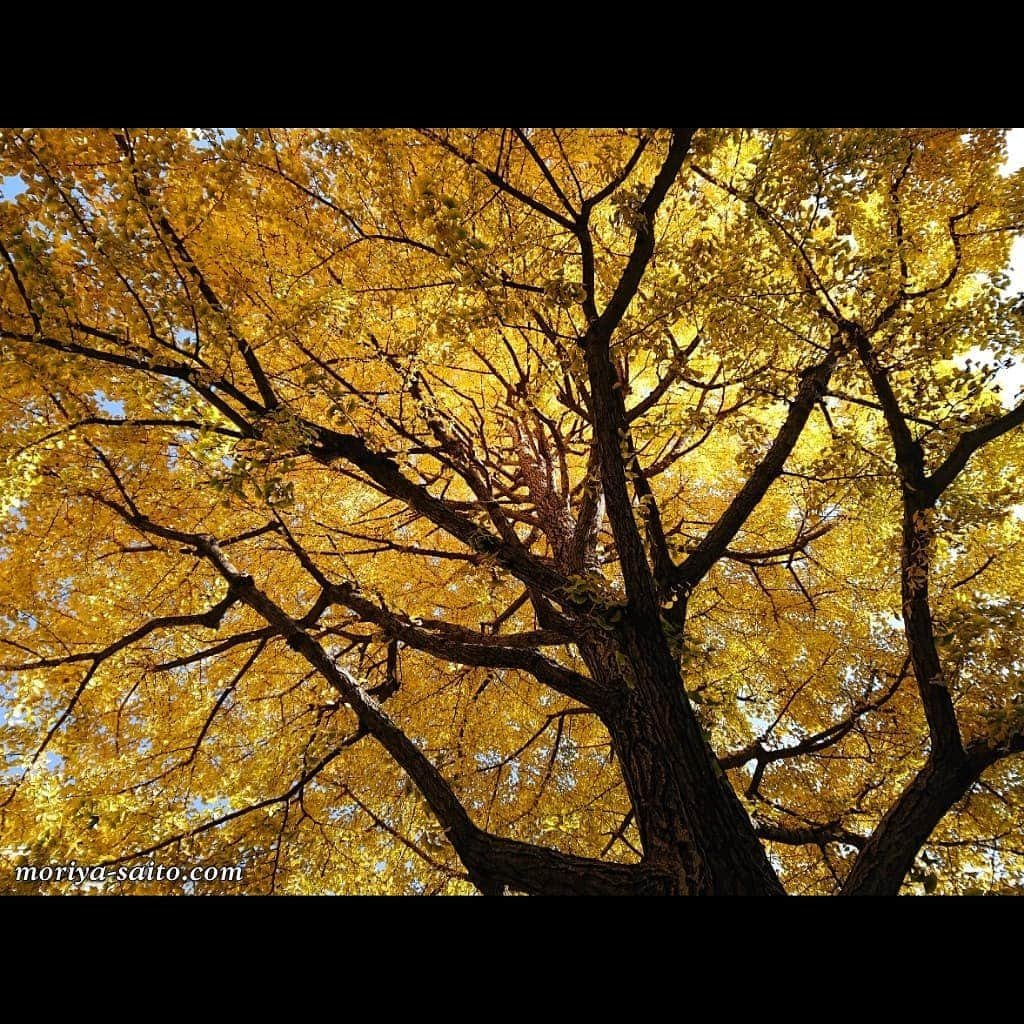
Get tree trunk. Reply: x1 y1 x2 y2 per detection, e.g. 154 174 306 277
589 617 787 895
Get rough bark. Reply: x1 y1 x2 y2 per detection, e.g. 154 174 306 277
579 630 786 895
841 744 992 895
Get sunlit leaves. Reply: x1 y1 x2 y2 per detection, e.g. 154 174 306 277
1 129 1023 894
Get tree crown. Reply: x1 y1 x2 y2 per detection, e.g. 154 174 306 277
2 127 1023 895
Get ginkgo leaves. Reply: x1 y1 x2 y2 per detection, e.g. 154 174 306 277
1 129 1024 894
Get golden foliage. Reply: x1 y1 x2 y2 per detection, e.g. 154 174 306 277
1 128 1023 895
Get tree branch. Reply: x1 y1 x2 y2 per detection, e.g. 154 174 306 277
853 330 963 759
676 347 840 591
841 733 1024 896
928 400 1024 499
581 128 695 609
322 581 603 708
416 129 578 232
755 821 864 850
307 424 571 603
93 498 638 895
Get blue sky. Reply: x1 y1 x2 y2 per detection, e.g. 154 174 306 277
1 174 26 201
0 128 239 202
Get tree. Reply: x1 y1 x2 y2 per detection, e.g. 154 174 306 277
1 127 1023 896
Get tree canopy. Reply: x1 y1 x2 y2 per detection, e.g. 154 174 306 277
2 127 1024 895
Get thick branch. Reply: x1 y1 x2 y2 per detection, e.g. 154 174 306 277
97 499 635 895
323 581 602 708
853 331 925 490
462 831 664 896
676 348 839 591
755 821 865 850
854 331 962 758
841 736 1024 896
928 400 1024 499
582 128 695 609
2 327 258 433
307 424 571 604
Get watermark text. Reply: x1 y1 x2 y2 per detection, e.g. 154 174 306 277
15 860 243 888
